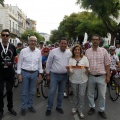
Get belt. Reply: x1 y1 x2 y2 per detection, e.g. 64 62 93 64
53 72 67 75
22 69 37 73
90 74 104 77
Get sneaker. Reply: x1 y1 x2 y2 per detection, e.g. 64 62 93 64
8 109 17 116
78 112 84 119
0 112 3 120
28 107 36 113
64 92 68 98
56 107 64 114
72 108 77 114
36 90 40 97
98 111 107 119
88 108 95 115
46 109 51 116
21 109 26 116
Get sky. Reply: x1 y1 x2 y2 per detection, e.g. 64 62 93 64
5 0 83 34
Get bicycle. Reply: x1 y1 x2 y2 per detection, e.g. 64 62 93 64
41 73 49 99
108 70 119 101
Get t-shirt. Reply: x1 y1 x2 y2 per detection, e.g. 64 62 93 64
0 43 17 77
68 56 89 84
110 54 119 70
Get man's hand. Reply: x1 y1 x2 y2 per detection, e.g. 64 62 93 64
46 74 50 81
38 74 42 81
106 75 110 83
18 74 22 82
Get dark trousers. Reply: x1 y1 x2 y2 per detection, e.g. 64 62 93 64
0 76 14 113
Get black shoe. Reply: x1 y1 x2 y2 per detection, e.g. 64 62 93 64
8 109 17 116
28 107 36 113
0 112 3 120
46 109 51 116
56 107 64 114
88 108 95 115
21 109 26 116
98 111 107 119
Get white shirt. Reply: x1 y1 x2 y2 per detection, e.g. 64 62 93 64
110 54 119 70
46 47 71 74
68 56 89 84
17 47 43 74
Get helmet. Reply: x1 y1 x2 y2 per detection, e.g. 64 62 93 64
109 46 116 50
104 44 109 48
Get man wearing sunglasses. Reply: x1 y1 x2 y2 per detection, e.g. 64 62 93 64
0 29 17 119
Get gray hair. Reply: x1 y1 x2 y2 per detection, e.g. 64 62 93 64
29 36 37 41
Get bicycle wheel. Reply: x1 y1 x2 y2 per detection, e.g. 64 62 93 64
94 84 98 101
108 78 119 101
14 73 19 88
41 76 49 99
3 82 7 98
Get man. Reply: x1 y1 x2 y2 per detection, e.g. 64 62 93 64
0 29 17 120
16 42 23 56
17 36 43 116
45 37 71 116
39 41 44 55
85 34 111 119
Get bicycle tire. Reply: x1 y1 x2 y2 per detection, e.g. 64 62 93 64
108 78 119 101
41 75 49 99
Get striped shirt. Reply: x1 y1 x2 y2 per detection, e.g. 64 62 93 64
85 47 111 75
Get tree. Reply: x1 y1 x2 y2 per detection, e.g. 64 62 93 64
76 0 120 45
0 0 4 6
57 11 107 44
21 30 44 43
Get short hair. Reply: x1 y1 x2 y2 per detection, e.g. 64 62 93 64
91 34 101 40
1 29 10 34
59 37 68 43
29 36 37 41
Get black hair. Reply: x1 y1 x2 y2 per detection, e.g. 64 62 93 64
91 34 101 40
59 37 68 43
1 29 10 34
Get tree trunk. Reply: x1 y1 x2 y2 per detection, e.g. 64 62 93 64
110 32 116 45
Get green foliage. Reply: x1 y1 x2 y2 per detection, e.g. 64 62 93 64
0 0 4 6
46 41 52 45
76 0 120 44
21 30 44 43
50 11 108 43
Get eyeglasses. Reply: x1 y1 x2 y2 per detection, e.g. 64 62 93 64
1 34 10 37
76 61 79 66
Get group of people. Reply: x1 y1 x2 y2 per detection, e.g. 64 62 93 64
0 29 112 120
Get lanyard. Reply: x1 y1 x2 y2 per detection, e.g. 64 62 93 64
1 42 9 55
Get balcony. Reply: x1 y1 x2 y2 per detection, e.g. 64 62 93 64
10 28 20 37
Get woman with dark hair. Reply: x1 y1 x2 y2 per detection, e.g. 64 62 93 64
67 44 89 119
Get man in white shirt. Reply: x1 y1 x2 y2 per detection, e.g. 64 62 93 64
17 36 43 116
45 37 71 116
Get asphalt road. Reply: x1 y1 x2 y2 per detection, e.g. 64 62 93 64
2 83 120 120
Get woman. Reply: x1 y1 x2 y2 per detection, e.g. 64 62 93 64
67 44 89 119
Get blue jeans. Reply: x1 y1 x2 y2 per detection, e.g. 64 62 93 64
87 75 107 112
21 70 38 110
47 72 68 110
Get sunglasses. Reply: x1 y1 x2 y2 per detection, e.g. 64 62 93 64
1 34 10 37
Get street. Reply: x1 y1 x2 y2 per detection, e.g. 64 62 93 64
2 83 120 120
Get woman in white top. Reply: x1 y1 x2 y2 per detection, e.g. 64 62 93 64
67 44 89 119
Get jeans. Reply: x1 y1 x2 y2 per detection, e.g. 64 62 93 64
47 72 68 110
21 70 38 110
87 75 107 112
0 76 14 113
